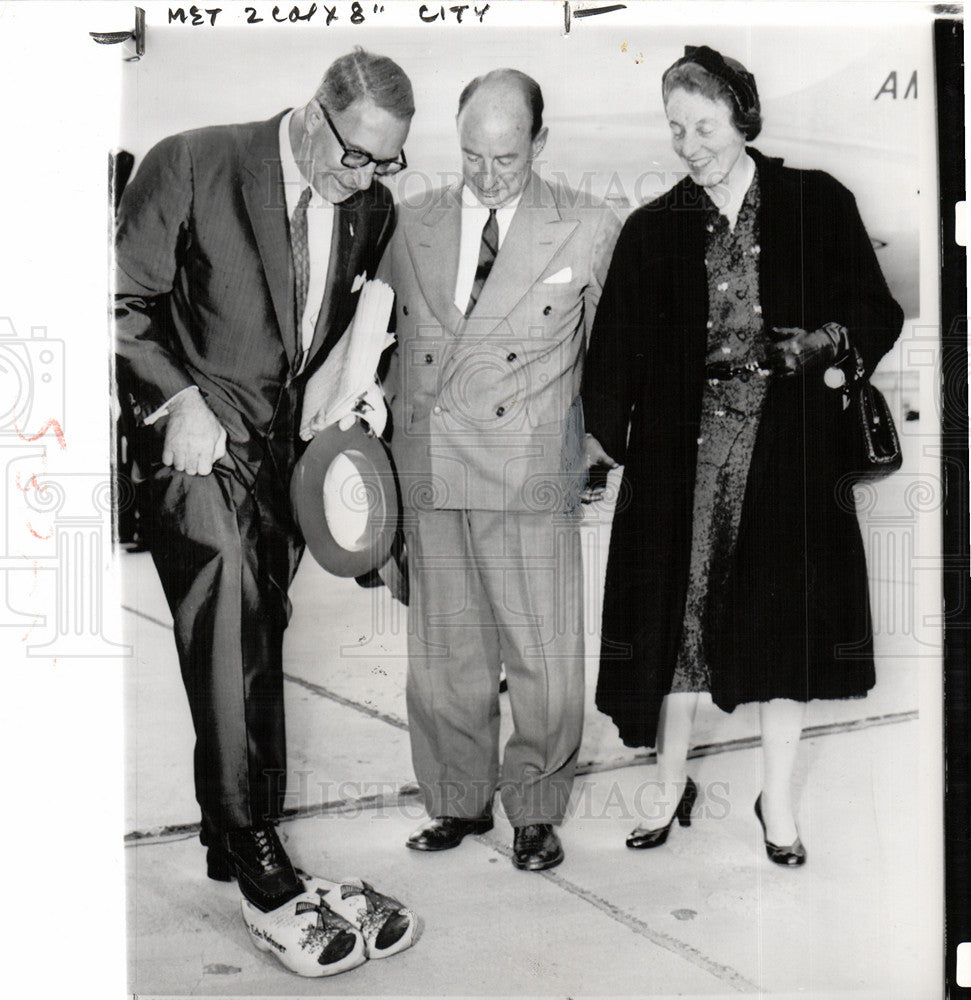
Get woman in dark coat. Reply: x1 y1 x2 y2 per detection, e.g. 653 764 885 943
581 46 903 865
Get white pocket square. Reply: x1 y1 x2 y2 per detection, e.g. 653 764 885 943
351 271 368 293
543 267 572 285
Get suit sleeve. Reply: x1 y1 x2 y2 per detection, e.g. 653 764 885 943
375 217 403 416
822 180 904 377
581 212 648 465
114 133 197 418
583 204 624 340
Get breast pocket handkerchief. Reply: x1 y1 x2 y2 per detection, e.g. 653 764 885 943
543 267 573 284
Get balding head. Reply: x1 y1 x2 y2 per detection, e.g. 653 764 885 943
456 69 548 208
457 68 544 139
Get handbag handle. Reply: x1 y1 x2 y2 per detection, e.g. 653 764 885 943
839 345 868 409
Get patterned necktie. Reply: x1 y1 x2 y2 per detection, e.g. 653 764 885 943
465 208 498 318
290 186 312 362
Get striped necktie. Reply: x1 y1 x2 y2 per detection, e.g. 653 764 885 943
465 208 498 318
290 186 312 364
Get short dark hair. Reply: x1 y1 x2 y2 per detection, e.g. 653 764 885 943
457 68 544 139
317 47 415 120
662 55 762 142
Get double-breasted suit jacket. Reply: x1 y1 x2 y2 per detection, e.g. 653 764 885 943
379 171 621 825
115 112 396 833
381 170 621 514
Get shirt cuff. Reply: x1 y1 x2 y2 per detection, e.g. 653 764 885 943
143 385 200 426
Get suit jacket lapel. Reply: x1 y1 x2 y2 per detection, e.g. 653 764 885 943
452 172 577 357
305 195 358 367
405 185 465 334
241 111 297 365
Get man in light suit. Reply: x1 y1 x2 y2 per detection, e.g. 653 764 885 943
115 51 413 921
380 69 621 871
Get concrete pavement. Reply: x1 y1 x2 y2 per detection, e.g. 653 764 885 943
124 449 941 998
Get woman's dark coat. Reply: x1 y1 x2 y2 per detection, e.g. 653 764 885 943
581 148 904 748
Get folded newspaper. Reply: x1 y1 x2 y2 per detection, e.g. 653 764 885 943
299 278 395 440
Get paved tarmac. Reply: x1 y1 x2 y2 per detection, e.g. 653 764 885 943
123 441 943 999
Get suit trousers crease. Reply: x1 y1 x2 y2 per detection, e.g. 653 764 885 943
404 507 584 826
138 443 303 834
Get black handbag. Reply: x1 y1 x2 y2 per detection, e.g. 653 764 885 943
842 347 903 481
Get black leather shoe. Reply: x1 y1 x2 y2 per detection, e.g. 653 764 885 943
512 824 564 871
626 776 698 850
754 794 806 867
208 825 305 911
405 813 493 851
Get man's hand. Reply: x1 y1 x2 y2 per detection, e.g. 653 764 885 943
766 326 839 378
581 433 619 504
161 388 227 475
303 380 388 440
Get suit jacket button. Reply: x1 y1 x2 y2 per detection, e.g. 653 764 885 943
425 353 434 364
507 352 517 362
403 305 409 315
433 405 442 415
496 406 505 417
543 305 552 316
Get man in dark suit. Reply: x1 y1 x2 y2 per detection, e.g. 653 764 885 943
115 50 413 920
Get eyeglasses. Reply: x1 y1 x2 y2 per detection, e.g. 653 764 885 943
320 104 407 176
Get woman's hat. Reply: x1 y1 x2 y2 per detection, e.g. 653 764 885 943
290 421 400 578
666 44 761 140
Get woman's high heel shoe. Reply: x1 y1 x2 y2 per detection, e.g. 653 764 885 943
754 794 806 867
626 776 698 849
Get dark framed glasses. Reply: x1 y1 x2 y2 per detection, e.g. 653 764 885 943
320 104 407 176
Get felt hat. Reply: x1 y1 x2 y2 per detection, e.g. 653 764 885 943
290 421 400 579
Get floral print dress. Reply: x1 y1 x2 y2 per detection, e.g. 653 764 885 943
670 173 771 693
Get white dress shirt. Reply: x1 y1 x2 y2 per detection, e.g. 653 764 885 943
453 184 522 312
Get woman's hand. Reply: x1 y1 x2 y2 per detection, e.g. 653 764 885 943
581 433 619 504
766 326 842 378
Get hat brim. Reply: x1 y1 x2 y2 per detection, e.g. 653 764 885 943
290 422 400 578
